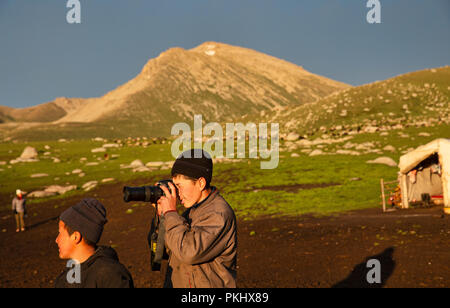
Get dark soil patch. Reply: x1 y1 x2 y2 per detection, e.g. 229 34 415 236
0 180 448 288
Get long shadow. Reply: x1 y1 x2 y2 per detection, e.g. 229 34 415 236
332 247 396 288
26 216 59 231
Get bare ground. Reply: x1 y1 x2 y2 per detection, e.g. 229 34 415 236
0 179 448 288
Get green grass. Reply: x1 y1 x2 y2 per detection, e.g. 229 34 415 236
215 153 397 219
0 121 447 219
0 139 173 206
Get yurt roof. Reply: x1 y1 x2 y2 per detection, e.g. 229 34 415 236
398 138 450 174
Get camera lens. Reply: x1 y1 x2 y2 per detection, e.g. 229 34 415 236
123 186 163 203
123 180 177 203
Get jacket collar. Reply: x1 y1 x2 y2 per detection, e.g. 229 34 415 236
191 186 217 210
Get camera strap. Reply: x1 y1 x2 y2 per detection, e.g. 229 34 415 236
148 205 167 271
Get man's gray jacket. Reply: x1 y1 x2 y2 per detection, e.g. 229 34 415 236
163 187 237 288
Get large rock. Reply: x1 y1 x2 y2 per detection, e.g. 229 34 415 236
30 173 49 178
296 139 312 147
103 143 120 148
285 132 300 142
85 162 99 166
383 145 396 153
335 150 360 156
45 185 77 195
366 157 397 167
82 181 98 191
28 191 57 198
309 149 324 156
91 147 106 153
146 161 165 168
20 147 38 160
133 166 152 173
10 147 40 164
129 159 144 168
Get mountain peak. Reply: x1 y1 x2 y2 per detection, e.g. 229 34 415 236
1 42 350 139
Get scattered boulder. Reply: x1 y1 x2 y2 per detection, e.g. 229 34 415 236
133 166 151 173
91 147 106 153
363 126 379 133
85 162 99 166
82 181 98 192
285 132 300 142
103 143 120 148
309 149 324 156
297 139 312 147
119 159 151 171
366 157 397 167
146 161 165 168
350 177 362 181
20 147 38 160
383 145 396 153
335 150 360 156
10 147 40 164
28 191 56 198
130 160 144 168
45 185 77 195
30 173 49 178
418 132 431 137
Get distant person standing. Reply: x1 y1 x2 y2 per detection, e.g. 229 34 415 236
12 189 26 232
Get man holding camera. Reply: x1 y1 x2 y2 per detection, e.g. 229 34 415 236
156 149 237 288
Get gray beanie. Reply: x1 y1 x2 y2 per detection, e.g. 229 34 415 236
60 198 107 244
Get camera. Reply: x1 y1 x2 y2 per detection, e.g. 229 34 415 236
123 179 177 203
123 180 177 271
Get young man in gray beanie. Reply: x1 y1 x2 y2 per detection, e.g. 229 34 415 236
55 198 133 288
156 149 237 288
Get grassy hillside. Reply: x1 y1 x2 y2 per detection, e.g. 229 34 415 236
277 66 450 138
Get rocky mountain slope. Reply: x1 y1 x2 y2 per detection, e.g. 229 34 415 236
0 42 349 140
276 66 450 139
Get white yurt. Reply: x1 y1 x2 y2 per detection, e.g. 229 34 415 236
398 138 450 214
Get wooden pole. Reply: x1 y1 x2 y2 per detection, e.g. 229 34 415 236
401 174 409 209
381 178 386 212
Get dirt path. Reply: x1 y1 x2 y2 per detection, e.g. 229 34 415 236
0 180 448 288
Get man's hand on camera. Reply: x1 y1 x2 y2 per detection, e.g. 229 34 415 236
157 182 177 216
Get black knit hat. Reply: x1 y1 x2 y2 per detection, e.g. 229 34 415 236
171 149 213 185
60 198 107 244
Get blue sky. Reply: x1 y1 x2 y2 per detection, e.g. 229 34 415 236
0 0 449 108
